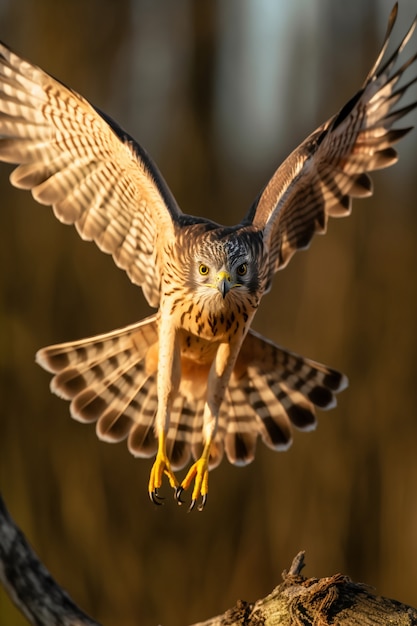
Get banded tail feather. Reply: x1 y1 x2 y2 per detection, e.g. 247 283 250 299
36 320 347 470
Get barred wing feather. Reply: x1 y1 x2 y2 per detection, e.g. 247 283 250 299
0 43 182 307
247 4 417 282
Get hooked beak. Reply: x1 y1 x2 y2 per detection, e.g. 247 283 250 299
216 270 232 299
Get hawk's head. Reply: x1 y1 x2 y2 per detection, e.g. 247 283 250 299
188 228 264 307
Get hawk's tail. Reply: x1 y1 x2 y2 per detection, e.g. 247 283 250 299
36 318 347 472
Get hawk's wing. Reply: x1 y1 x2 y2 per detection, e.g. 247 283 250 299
0 43 183 308
245 4 417 283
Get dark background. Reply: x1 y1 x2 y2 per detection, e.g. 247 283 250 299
1 1 417 625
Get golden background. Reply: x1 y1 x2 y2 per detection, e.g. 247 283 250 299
1 1 417 624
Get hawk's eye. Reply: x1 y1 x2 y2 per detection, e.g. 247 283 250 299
199 264 209 276
237 263 247 276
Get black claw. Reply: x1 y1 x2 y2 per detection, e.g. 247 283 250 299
175 486 185 505
188 499 197 512
198 494 207 511
150 489 164 506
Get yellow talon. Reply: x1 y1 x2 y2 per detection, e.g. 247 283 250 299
176 451 210 511
148 433 179 504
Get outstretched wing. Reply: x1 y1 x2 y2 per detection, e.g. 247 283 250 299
246 4 417 282
0 42 182 307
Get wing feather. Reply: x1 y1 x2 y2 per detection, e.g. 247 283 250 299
0 42 182 307
246 5 417 278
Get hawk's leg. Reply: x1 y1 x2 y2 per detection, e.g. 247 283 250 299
176 340 241 511
148 316 181 504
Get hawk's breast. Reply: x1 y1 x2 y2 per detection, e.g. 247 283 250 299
176 296 253 344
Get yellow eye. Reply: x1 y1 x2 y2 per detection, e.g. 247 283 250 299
199 264 209 276
237 263 247 276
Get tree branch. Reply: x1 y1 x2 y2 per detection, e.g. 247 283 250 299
1 493 416 626
0 494 99 626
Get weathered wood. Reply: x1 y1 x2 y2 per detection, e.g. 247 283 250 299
191 552 417 625
1 494 416 626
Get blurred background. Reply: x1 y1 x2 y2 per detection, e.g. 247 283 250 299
1 0 417 624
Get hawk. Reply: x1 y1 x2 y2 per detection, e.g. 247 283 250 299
0 5 415 509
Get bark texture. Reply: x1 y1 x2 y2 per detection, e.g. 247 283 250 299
192 552 417 625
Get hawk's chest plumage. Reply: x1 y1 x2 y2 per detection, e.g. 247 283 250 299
175 294 253 343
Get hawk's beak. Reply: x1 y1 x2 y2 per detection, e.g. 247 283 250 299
216 270 232 299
